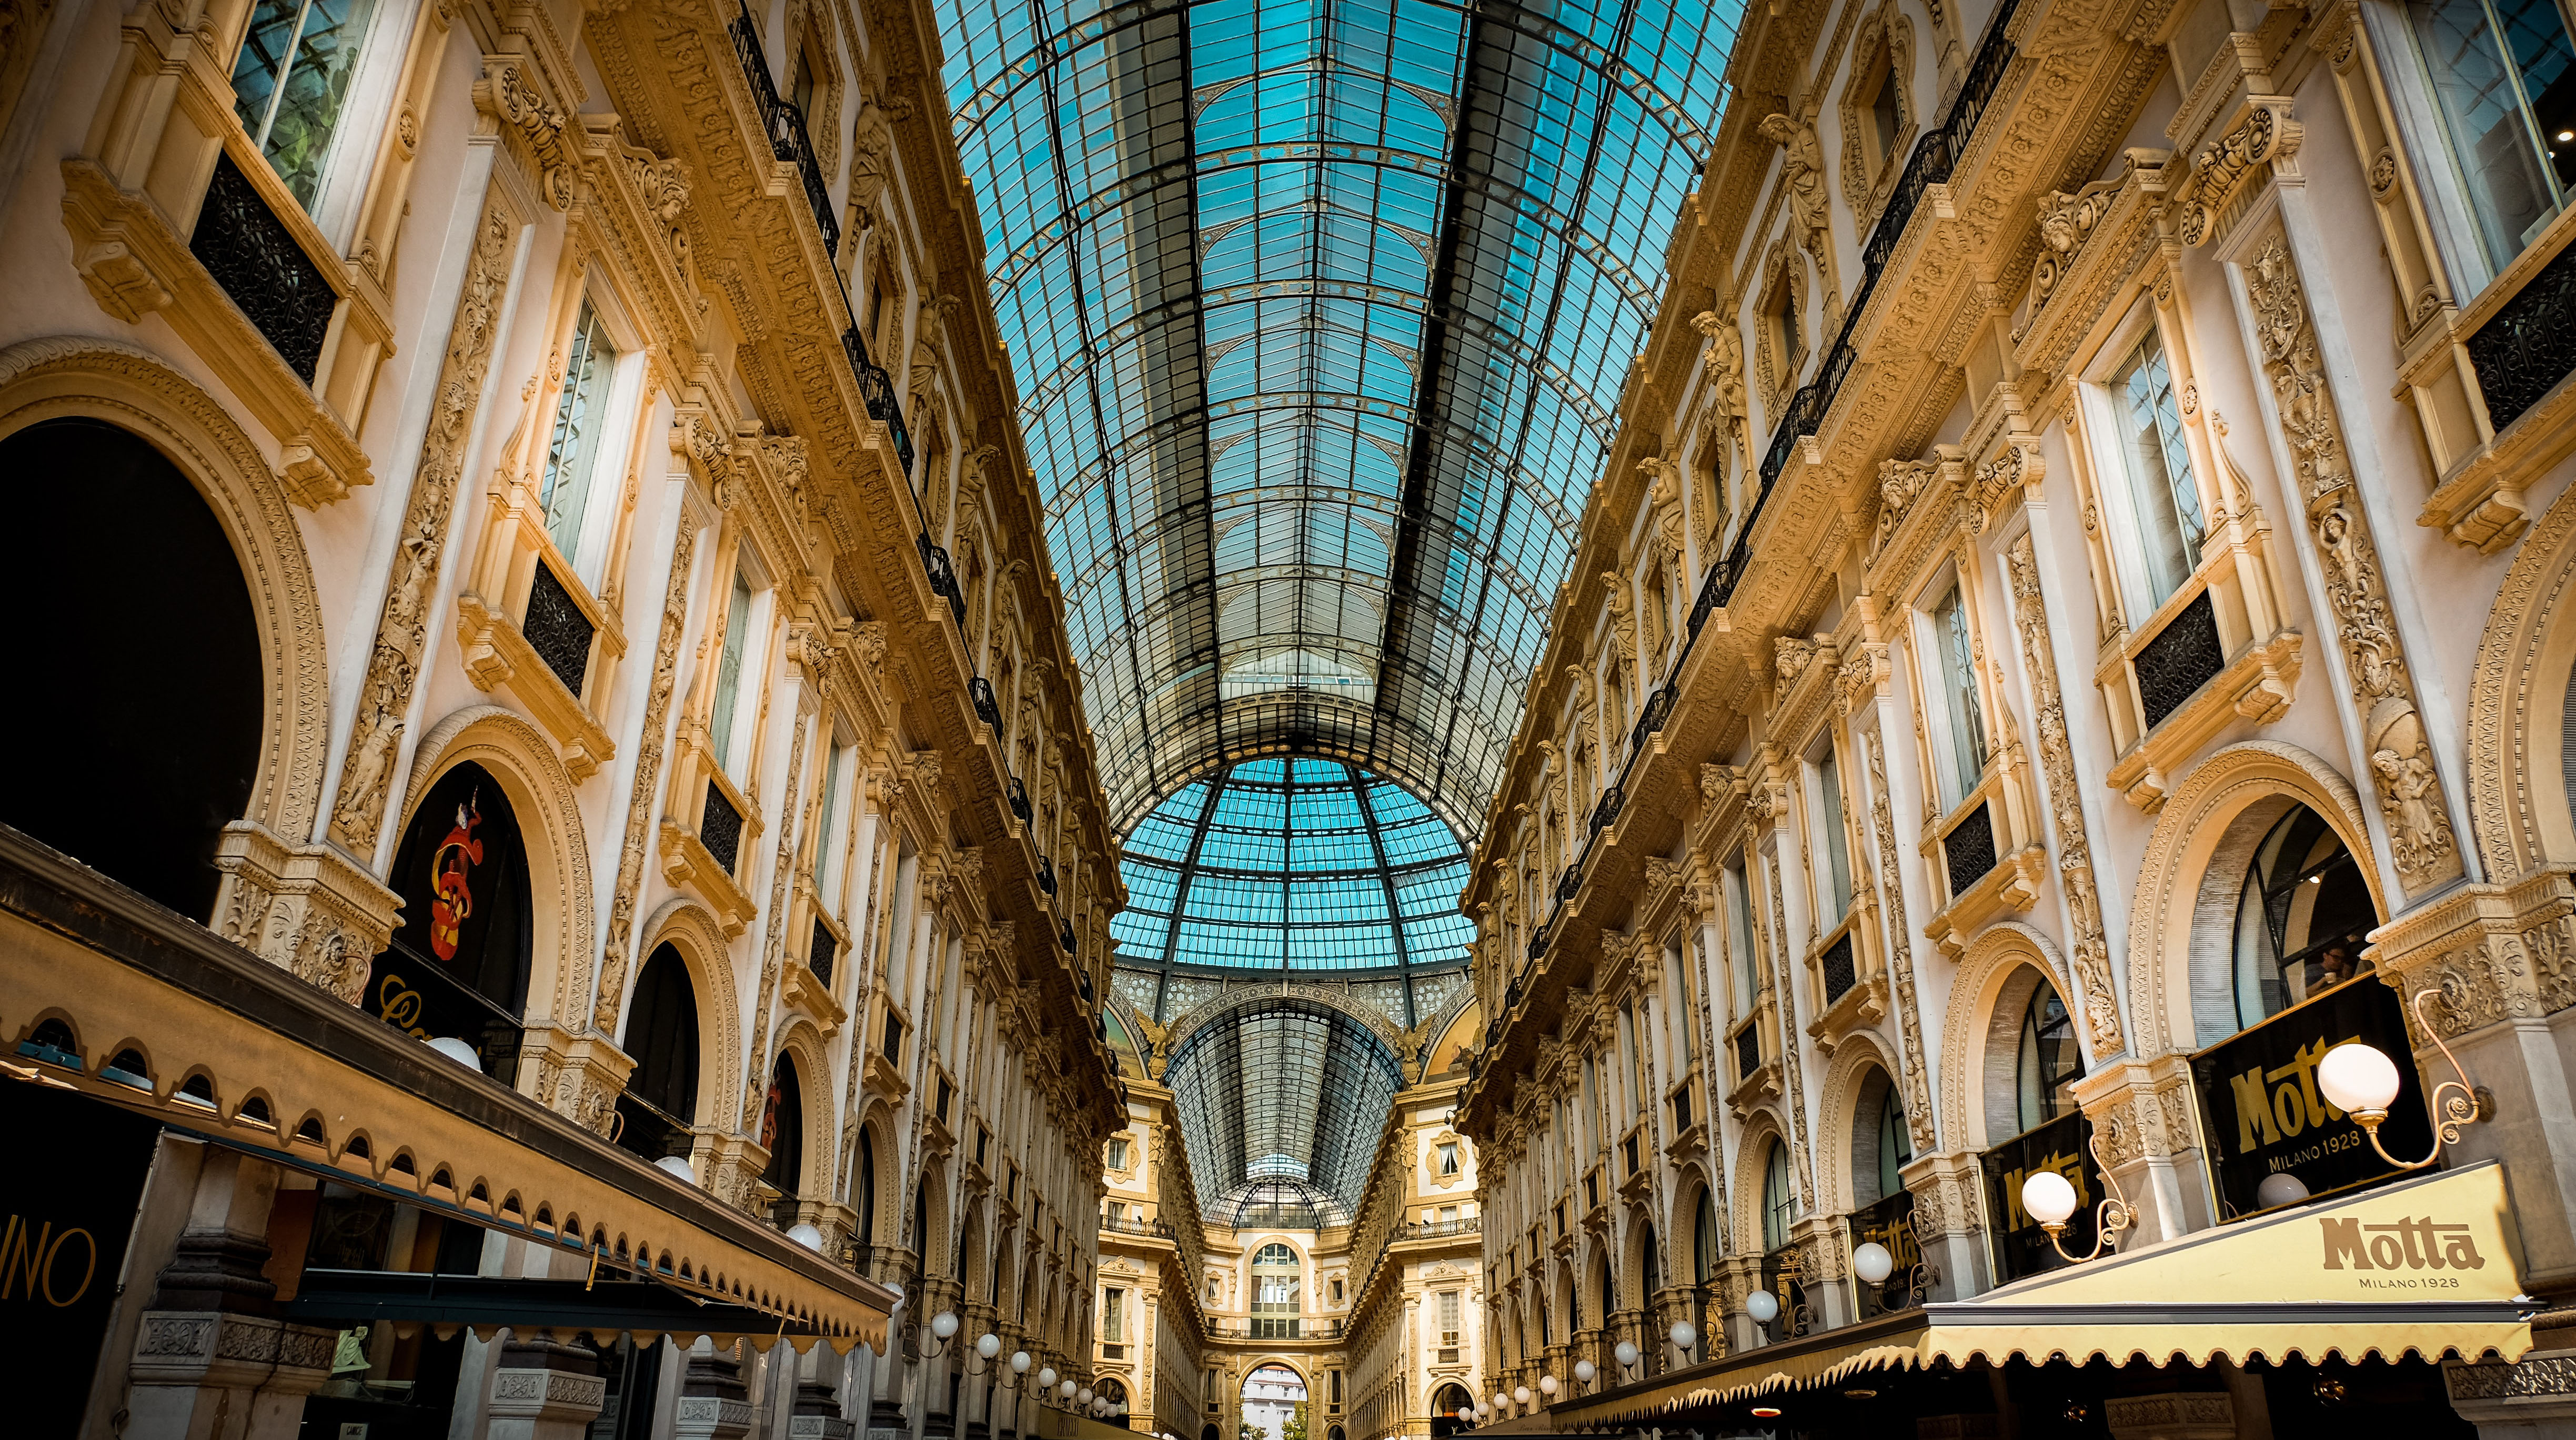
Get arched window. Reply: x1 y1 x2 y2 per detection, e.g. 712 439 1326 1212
1251 1243 1301 1337
857 1128 877 1245
0 418 263 922
2232 804 2376 1029
616 943 700 1162
1877 1086 1912 1201
761 1054 804 1226
1595 1253 1615 1328
2015 981 2081 1135
1693 1189 1718 1284
1760 1139 1795 1252
375 761 535 1081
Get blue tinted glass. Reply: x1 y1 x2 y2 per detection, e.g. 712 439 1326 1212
933 0 1744 835
1112 759 1473 971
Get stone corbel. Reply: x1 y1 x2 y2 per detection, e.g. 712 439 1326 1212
2176 98 2301 249
210 821 404 1005
475 57 578 210
520 1024 636 1135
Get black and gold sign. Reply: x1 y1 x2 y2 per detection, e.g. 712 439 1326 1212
2190 977 2432 1221
4 1083 159 1434
1849 1189 1921 1318
1979 1110 2095 1283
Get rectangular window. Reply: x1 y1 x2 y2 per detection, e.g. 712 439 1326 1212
1103 1287 1125 1341
2107 330 2207 609
1724 857 1759 1014
229 0 382 206
812 739 847 899
1929 582 1988 806
1106 1201 1125 1225
710 570 754 776
1624 1001 1648 1107
1438 1205 1457 1225
1438 1290 1462 1345
2407 0 2576 271
1437 1140 1460 1175
540 301 618 565
1814 751 1853 922
1108 1137 1130 1170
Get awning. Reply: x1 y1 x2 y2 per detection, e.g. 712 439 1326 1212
1911 1159 2531 1370
0 831 895 1353
1541 1161 2533 1428
286 1270 811 1351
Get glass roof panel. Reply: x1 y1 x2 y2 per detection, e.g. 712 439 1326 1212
1110 759 1470 973
935 0 1743 838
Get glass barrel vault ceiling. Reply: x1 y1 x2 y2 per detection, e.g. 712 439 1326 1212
932 0 1744 840
1110 757 1474 972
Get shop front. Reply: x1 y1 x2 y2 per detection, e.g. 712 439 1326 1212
1515 1162 2531 1437
0 825 897 1438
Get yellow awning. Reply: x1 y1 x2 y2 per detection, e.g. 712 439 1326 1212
1541 1162 2531 1428
1914 1160 2531 1370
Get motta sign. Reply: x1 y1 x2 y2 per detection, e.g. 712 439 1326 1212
2189 977 2432 1220
1947 1161 2526 1308
1979 1110 2096 1283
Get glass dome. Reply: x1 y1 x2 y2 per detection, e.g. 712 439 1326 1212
1111 757 1473 973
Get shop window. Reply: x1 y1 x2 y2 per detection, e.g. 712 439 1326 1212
2231 805 2377 1029
615 943 701 1162
2405 0 2576 274
0 419 261 922
374 761 534 1082
2101 328 2206 612
228 0 385 206
2014 980 2081 1135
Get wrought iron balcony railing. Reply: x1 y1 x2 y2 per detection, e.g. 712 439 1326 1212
729 3 839 259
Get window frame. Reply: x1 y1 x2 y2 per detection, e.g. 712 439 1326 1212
537 283 649 583
2376 0 2576 293
1916 567 1991 811
2081 306 2210 620
1805 743 1854 926
228 0 422 234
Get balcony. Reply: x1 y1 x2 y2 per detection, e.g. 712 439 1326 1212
727 3 838 259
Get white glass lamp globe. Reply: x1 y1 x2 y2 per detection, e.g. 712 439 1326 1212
1537 1375 1557 1396
1061 1381 1078 1401
1513 1386 1531 1406
1457 1408 1474 1423
427 1036 481 1068
1744 1288 1779 1325
1038 1368 1058 1389
786 1223 826 1251
1492 1394 1509 1413
977 1333 1002 1360
1012 1351 1033 1374
1852 1241 1895 1285
2319 1042 2404 1115
1079 1388 1095 1405
2257 1171 2313 1209
1474 1404 1491 1421
1669 1321 1697 1353
1573 1360 1595 1384
1613 1341 1639 1369
930 1311 961 1340
2020 1169 2080 1227
655 1154 696 1181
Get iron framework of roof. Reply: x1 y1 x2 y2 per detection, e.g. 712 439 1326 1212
1164 997 1405 1221
1108 758 1474 1016
933 0 1741 838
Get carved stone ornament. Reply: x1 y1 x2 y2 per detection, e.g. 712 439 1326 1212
1700 762 1739 803
1758 113 1832 267
1690 309 1748 420
2243 237 2460 892
738 712 813 1133
330 193 519 852
1774 635 1820 684
1871 456 1938 559
594 518 701 1031
2005 535 2127 1057
1863 731 1936 1153
1640 458 1687 566
2180 101 2300 248
474 58 577 211
852 620 888 678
